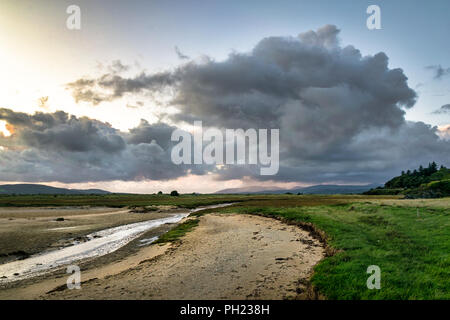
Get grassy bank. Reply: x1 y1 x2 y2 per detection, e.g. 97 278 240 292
154 218 200 244
215 199 450 299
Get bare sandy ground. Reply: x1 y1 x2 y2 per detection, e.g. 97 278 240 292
38 213 326 300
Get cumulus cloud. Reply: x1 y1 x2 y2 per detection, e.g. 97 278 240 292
68 25 416 126
7 25 450 185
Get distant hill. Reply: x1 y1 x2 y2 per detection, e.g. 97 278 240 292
364 162 450 198
0 184 111 195
215 186 285 194
215 184 378 195
289 184 379 195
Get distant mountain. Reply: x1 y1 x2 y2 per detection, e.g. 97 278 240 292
215 184 379 195
0 184 111 195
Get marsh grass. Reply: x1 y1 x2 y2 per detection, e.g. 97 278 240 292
0 194 398 208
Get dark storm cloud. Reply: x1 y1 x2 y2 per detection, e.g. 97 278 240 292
432 104 450 114
126 119 176 149
213 121 450 184
7 25 450 184
0 108 125 152
0 108 197 183
426 65 450 79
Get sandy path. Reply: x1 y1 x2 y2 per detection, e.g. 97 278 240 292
44 214 325 300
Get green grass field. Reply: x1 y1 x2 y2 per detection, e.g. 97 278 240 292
0 193 398 209
0 193 448 299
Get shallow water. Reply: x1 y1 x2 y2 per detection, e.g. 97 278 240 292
0 203 232 283
138 236 159 247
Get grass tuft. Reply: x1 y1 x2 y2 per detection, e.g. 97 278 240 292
154 219 200 244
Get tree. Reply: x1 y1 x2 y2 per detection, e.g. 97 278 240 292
157 191 163 195
430 161 438 174
170 190 180 196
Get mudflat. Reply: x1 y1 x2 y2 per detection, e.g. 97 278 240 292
0 206 179 264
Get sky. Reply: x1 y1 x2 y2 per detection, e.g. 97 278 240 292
0 0 449 193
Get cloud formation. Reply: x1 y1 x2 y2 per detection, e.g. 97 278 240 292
3 25 450 185
0 108 196 183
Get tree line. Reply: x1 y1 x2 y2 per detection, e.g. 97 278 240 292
384 162 448 189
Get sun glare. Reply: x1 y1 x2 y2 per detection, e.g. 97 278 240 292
0 120 12 137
